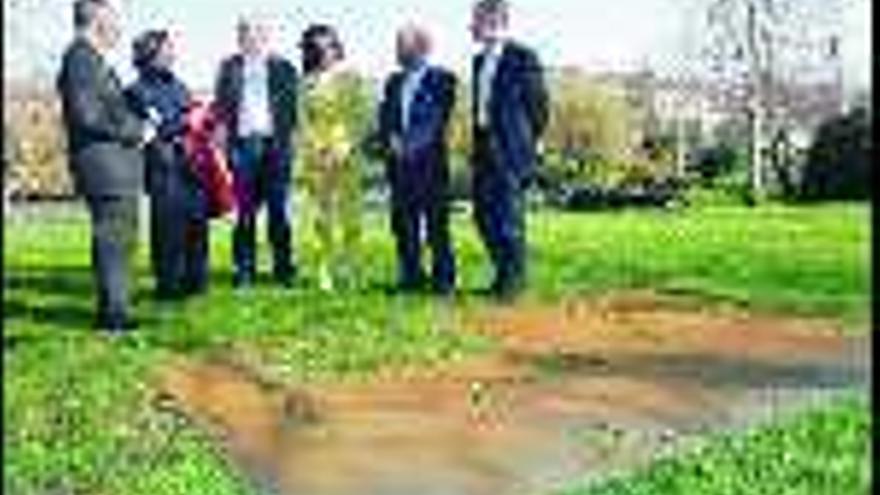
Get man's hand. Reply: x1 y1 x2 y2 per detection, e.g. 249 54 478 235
390 135 404 160
141 121 157 147
146 107 162 126
536 139 546 156
139 106 162 147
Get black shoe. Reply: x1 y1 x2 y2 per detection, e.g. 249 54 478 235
233 273 255 289
154 287 184 302
94 315 138 335
490 278 524 303
393 278 426 294
274 268 297 289
432 282 456 297
183 283 208 298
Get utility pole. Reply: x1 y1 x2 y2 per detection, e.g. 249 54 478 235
828 35 847 115
745 0 765 199
675 89 688 176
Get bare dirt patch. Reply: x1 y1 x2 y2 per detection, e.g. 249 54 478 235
154 292 870 495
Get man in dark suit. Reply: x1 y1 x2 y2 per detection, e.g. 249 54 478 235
378 25 457 295
56 0 155 333
470 0 548 300
214 17 299 288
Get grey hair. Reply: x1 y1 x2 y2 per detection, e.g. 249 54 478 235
474 0 510 17
237 13 270 33
73 0 109 31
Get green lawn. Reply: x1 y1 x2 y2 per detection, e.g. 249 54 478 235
3 203 871 494
562 395 871 495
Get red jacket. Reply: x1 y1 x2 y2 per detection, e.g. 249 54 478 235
184 100 235 218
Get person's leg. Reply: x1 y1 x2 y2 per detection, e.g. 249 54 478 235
390 182 425 290
511 184 527 289
180 172 210 295
183 217 209 295
423 169 456 293
337 160 363 289
491 171 527 296
312 166 336 291
148 192 165 293
88 198 111 322
426 188 456 294
230 139 260 287
265 142 294 285
471 165 504 287
88 195 139 330
155 176 190 299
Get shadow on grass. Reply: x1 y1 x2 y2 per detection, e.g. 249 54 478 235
4 266 158 334
5 266 95 296
4 297 96 329
3 333 49 352
4 266 98 331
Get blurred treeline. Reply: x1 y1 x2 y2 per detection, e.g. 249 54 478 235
3 69 870 206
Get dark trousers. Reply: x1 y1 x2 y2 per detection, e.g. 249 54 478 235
86 194 139 322
149 185 209 297
472 134 527 291
229 136 293 283
389 162 455 291
147 143 210 297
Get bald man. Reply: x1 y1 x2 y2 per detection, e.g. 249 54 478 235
378 25 457 295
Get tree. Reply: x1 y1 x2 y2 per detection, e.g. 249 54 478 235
800 106 871 201
699 0 844 201
4 0 71 199
544 69 634 163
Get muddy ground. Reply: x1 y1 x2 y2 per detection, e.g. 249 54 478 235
155 292 871 495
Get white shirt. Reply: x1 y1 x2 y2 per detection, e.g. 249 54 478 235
401 63 429 132
238 55 273 137
476 41 506 129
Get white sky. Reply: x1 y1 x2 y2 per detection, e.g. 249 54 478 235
3 0 872 93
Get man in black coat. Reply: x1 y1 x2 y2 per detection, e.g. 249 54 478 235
56 0 154 332
470 0 549 300
378 25 457 294
214 17 299 288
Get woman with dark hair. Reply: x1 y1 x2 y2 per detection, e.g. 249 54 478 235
126 30 210 299
297 24 371 291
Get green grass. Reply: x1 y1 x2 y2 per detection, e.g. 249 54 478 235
3 203 871 494
561 395 871 495
525 204 870 327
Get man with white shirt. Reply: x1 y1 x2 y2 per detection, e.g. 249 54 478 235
378 24 457 294
470 0 548 300
214 17 299 288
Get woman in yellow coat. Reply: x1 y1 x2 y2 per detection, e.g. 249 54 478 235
297 24 371 291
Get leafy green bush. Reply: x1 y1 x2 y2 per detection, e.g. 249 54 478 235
800 107 872 201
689 143 748 186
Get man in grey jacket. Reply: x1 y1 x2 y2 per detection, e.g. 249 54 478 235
57 0 155 333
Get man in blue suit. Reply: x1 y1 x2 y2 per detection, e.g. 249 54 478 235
470 0 548 300
378 25 457 295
